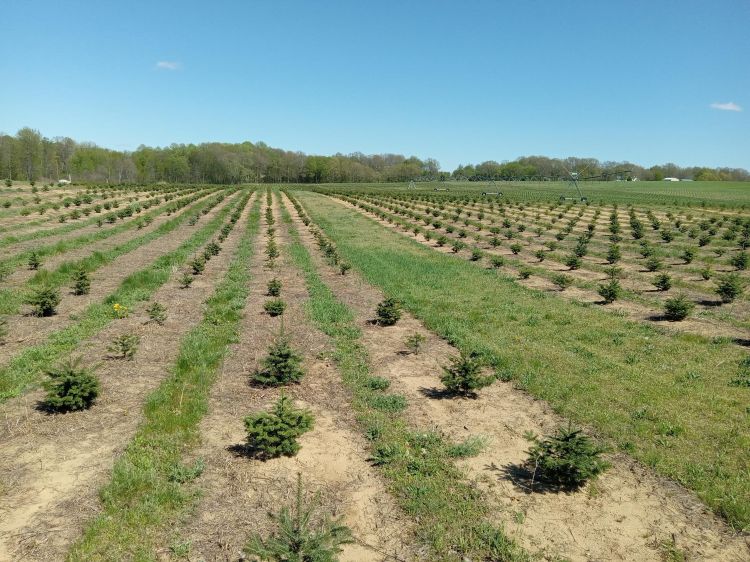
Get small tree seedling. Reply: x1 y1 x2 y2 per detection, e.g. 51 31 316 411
71 266 91 295
147 302 167 325
524 424 609 489
42 357 100 412
375 297 402 326
244 393 314 459
244 473 353 559
25 285 61 316
440 352 494 397
264 299 287 317
108 333 140 360
267 278 282 297
253 336 305 386
404 332 426 354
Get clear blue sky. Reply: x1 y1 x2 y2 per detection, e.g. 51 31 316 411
1 0 748 171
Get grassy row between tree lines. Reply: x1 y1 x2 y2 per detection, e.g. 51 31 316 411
280 191 529 561
68 193 261 560
296 190 750 532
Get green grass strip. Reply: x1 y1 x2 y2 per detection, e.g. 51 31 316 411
279 193 528 561
68 192 260 561
0 190 231 315
0 193 247 402
297 191 750 532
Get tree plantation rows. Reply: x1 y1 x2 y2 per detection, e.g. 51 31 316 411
330 190 750 343
0 182 747 562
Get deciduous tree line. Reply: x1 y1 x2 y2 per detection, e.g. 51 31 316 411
1 127 746 184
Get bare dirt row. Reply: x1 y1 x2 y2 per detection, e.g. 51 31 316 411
172 191 415 561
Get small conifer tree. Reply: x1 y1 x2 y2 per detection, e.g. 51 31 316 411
253 336 305 386
71 266 91 295
42 357 100 412
440 352 494 397
245 473 353 560
244 393 314 459
524 424 609 489
375 297 402 326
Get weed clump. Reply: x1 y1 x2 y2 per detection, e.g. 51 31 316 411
42 357 100 412
524 425 609 489
730 357 750 388
244 393 314 459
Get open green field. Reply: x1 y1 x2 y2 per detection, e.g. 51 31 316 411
304 180 750 207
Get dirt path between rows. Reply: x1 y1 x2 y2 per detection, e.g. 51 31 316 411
0 193 255 561
0 192 238 370
175 193 415 562
288 193 749 562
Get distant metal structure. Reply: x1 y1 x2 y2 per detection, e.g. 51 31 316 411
408 180 416 189
561 169 588 202
482 180 502 196
559 166 633 202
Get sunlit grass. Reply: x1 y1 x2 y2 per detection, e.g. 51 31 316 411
298 190 750 531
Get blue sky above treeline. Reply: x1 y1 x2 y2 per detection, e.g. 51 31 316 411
1 0 748 171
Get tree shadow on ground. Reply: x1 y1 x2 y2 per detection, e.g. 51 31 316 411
418 386 479 400
485 461 583 495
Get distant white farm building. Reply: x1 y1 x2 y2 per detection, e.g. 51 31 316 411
663 177 680 182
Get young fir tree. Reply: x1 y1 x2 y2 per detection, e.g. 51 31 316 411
245 473 353 560
440 352 495 397
524 424 609 489
253 336 305 386
42 357 100 412
71 266 91 295
244 393 314 459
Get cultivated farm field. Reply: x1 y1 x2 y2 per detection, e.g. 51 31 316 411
0 180 748 561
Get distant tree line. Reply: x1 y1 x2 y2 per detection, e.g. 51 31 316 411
452 156 750 182
1 127 747 184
